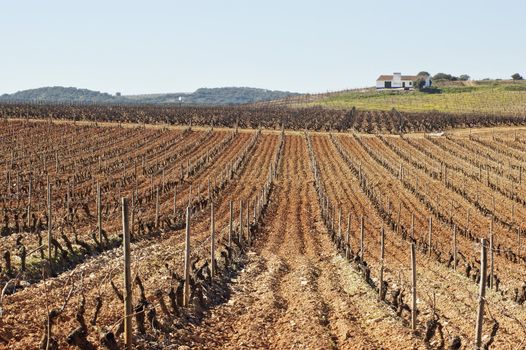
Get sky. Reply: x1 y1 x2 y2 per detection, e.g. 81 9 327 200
0 0 524 95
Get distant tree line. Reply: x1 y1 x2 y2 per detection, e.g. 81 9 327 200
0 86 299 106
429 72 524 82
432 73 470 81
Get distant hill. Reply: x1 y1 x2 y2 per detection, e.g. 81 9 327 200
0 86 298 105
125 87 298 105
0 86 122 103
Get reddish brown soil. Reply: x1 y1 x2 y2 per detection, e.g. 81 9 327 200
1 122 526 349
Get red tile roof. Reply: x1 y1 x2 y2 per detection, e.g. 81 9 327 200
377 75 418 81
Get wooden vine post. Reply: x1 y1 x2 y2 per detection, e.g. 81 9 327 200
397 203 401 236
518 226 522 258
379 226 385 301
66 182 71 222
229 200 233 247
360 215 364 263
453 224 457 271
239 200 243 243
410 213 414 240
173 185 177 216
338 208 342 242
475 238 488 348
410 242 417 332
97 182 102 243
246 200 250 243
210 202 216 279
427 217 432 256
346 213 351 259
130 190 135 237
47 176 52 272
155 186 160 228
187 185 192 212
122 198 132 350
27 174 32 228
489 217 494 289
253 197 257 227
183 206 191 307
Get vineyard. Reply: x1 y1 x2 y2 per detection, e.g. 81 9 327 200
279 80 526 116
1 118 526 349
3 102 526 133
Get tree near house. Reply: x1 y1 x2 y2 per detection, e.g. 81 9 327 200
512 73 523 80
433 73 458 81
414 72 431 90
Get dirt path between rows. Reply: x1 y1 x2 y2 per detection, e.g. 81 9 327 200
169 135 420 349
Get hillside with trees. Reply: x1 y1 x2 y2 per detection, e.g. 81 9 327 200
0 86 298 105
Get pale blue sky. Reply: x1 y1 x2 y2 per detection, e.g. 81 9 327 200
1 0 524 94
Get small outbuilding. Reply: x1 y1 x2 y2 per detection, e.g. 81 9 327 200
376 72 430 89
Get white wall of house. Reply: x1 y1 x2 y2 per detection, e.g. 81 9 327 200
376 72 430 89
393 72 402 86
376 79 414 89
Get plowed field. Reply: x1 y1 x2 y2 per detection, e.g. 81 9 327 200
1 120 526 349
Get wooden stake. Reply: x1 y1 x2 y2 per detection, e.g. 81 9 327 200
122 198 132 350
173 185 177 216
97 182 102 243
253 197 257 225
346 212 351 259
360 215 364 263
188 185 192 211
428 217 432 256
208 178 211 202
518 226 522 258
453 224 457 271
27 175 32 228
246 200 250 242
210 202 215 279
379 226 385 301
155 186 160 228
183 206 191 307
489 218 494 289
411 213 414 240
239 200 243 242
130 190 135 238
338 207 342 242
229 200 233 248
411 242 417 332
475 239 487 349
512 201 515 225
66 182 71 222
397 202 401 235
467 208 471 237
47 177 52 270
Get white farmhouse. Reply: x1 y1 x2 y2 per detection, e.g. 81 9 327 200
376 72 431 89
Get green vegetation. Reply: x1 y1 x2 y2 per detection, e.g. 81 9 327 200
128 87 298 105
413 72 430 91
0 86 298 105
297 80 526 115
432 72 470 81
0 86 119 103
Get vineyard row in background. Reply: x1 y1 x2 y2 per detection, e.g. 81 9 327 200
3 102 526 133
